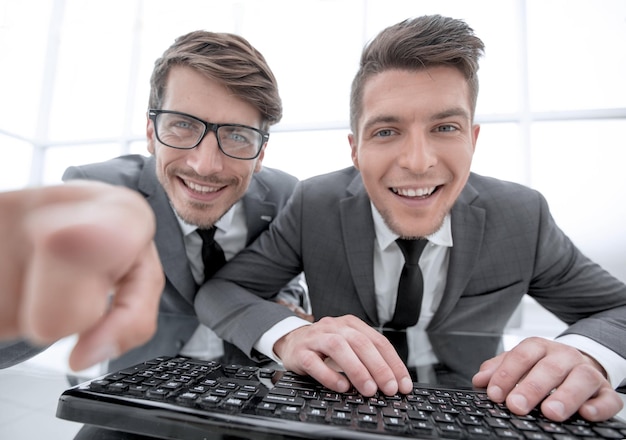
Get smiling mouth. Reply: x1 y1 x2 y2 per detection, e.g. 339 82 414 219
183 178 223 194
391 186 438 198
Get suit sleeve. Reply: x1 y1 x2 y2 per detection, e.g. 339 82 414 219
528 192 626 358
0 340 48 369
62 165 88 181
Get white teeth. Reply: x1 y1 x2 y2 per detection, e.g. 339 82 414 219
185 180 219 193
393 187 436 197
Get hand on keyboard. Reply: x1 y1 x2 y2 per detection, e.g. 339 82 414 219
274 314 414 398
472 336 624 422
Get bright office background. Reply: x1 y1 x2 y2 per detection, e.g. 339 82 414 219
1 0 625 286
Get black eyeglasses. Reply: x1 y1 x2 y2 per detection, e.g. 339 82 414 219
148 109 269 160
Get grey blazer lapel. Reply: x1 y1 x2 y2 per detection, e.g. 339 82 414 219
340 176 379 326
243 174 276 244
138 157 197 304
429 182 485 329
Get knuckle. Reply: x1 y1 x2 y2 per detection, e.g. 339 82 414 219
323 334 345 352
494 366 516 382
372 331 392 348
297 350 322 372
520 378 548 398
351 370 373 387
541 358 569 379
368 362 393 380
346 330 369 349
317 316 335 327
509 347 539 365
343 314 359 323
574 363 605 386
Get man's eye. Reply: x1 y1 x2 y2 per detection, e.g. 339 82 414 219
173 120 193 129
437 125 457 132
228 132 248 143
375 129 393 137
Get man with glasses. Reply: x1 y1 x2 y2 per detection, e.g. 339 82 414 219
63 30 309 372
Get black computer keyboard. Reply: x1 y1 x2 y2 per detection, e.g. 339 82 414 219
57 355 626 439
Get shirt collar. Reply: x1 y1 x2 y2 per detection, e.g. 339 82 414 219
370 202 453 251
174 201 239 236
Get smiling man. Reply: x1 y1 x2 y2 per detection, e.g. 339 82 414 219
199 15 626 423
63 31 308 372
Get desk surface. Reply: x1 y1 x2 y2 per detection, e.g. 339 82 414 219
1 331 625 440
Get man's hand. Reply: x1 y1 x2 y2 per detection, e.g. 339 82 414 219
273 314 413 397
0 181 164 371
472 336 624 422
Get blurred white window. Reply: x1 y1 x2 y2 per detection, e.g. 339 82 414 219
1 0 624 281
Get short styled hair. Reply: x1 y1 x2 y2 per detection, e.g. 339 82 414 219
350 15 485 133
149 31 282 129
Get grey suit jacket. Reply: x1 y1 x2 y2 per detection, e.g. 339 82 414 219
59 154 299 370
200 166 626 364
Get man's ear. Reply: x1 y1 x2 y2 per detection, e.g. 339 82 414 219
146 117 156 155
471 124 480 153
253 143 267 173
348 133 359 170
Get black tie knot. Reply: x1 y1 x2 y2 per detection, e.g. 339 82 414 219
197 227 217 243
396 238 428 266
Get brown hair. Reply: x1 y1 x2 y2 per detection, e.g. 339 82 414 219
350 15 485 133
149 31 282 129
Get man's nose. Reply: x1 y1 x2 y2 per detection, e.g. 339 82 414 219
398 132 437 173
186 130 224 175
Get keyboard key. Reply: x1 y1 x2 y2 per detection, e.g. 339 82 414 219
198 395 221 408
281 405 302 420
263 394 305 406
357 404 378 416
304 407 326 422
331 409 352 424
357 413 378 426
255 401 276 415
383 416 406 429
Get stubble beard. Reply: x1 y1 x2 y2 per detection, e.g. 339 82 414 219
159 167 233 229
378 205 449 240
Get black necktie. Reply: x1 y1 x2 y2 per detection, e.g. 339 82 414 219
384 238 428 364
197 228 226 282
